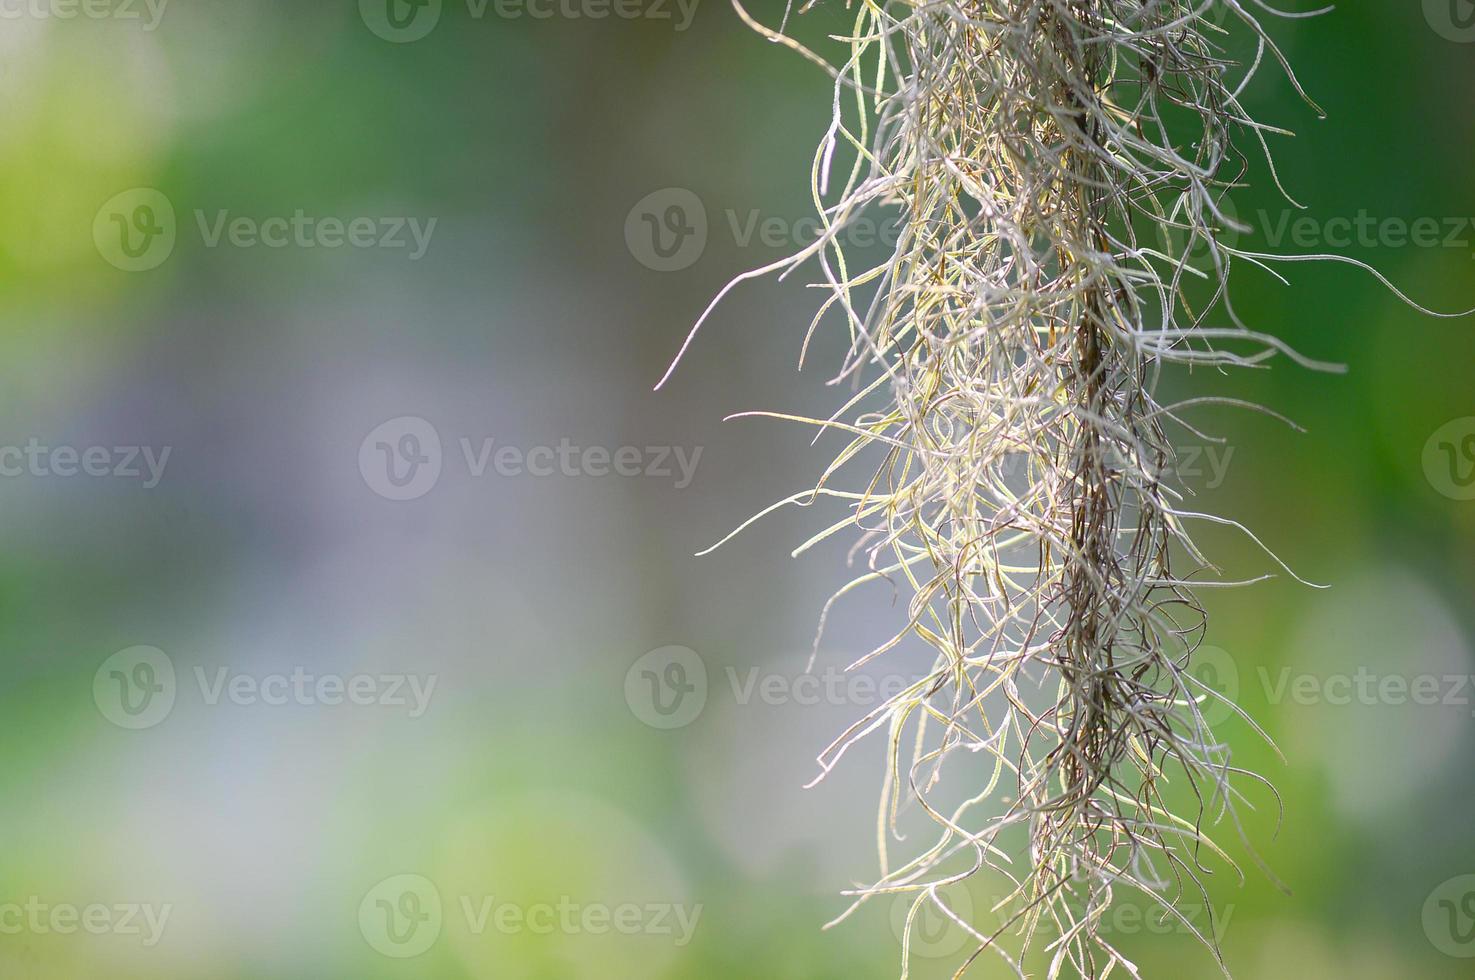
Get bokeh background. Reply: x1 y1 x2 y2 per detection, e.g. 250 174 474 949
0 0 1472 976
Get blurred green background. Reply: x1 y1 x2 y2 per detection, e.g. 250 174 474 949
0 0 1472 976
